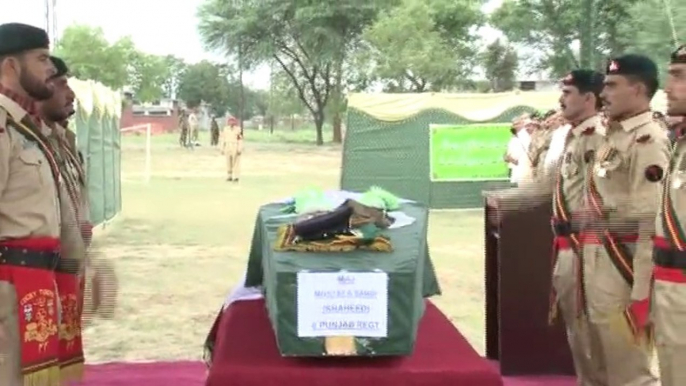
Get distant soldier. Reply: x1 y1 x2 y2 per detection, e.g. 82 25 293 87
178 109 189 148
188 109 199 145
526 116 554 180
221 117 243 182
210 116 219 146
0 23 61 386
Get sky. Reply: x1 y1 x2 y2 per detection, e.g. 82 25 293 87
2 0 505 90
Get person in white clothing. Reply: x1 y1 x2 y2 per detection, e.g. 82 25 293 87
544 122 572 169
503 114 531 184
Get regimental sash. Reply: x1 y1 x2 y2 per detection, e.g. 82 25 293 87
586 145 650 341
549 130 587 322
585 146 635 286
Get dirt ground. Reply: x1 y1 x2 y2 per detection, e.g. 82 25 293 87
83 134 486 363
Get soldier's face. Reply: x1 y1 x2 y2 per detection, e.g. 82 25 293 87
559 85 584 120
600 75 636 120
666 63 686 116
40 75 75 123
16 49 55 101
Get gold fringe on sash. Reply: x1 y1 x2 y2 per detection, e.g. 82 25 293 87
608 311 654 348
23 364 60 386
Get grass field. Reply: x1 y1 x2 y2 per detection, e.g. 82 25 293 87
82 131 485 363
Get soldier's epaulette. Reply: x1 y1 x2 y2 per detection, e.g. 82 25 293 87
582 127 595 135
636 134 652 143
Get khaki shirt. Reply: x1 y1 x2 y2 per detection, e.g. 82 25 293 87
221 125 243 152
528 128 554 179
655 126 686 246
498 115 605 215
588 112 670 301
0 94 60 240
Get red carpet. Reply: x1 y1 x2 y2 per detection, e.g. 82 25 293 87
70 299 576 386
206 299 502 386
74 361 575 386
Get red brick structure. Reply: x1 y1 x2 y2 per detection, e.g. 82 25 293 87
120 98 180 133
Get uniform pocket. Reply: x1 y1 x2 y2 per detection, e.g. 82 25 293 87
16 150 45 185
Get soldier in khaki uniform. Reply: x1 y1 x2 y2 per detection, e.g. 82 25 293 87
221 117 243 182
582 54 667 386
0 23 62 386
527 115 557 180
39 56 90 384
488 70 607 385
178 109 189 147
651 44 686 386
210 116 219 146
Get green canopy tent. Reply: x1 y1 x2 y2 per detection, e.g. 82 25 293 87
341 91 560 209
68 78 122 226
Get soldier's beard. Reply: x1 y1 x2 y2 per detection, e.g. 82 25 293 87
19 65 53 101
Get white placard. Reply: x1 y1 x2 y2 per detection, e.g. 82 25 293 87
296 271 388 338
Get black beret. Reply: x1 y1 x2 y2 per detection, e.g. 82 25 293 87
561 69 604 95
0 23 50 56
50 56 69 78
671 45 686 64
606 54 658 79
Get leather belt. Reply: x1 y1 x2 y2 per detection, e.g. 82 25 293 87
653 248 686 270
551 219 577 237
0 246 60 271
56 258 80 275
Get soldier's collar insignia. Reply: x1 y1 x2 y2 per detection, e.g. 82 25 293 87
636 134 652 143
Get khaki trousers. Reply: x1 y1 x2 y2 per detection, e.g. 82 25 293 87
553 248 607 385
652 277 686 386
225 149 241 179
583 243 657 386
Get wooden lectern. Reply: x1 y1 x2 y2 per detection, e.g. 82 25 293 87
484 198 575 376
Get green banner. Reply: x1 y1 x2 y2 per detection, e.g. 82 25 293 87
429 124 512 181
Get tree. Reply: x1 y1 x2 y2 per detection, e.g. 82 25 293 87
198 0 384 145
359 0 484 92
162 55 188 99
481 39 518 92
489 0 642 77
129 52 169 102
55 25 135 90
177 60 231 116
617 0 686 85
